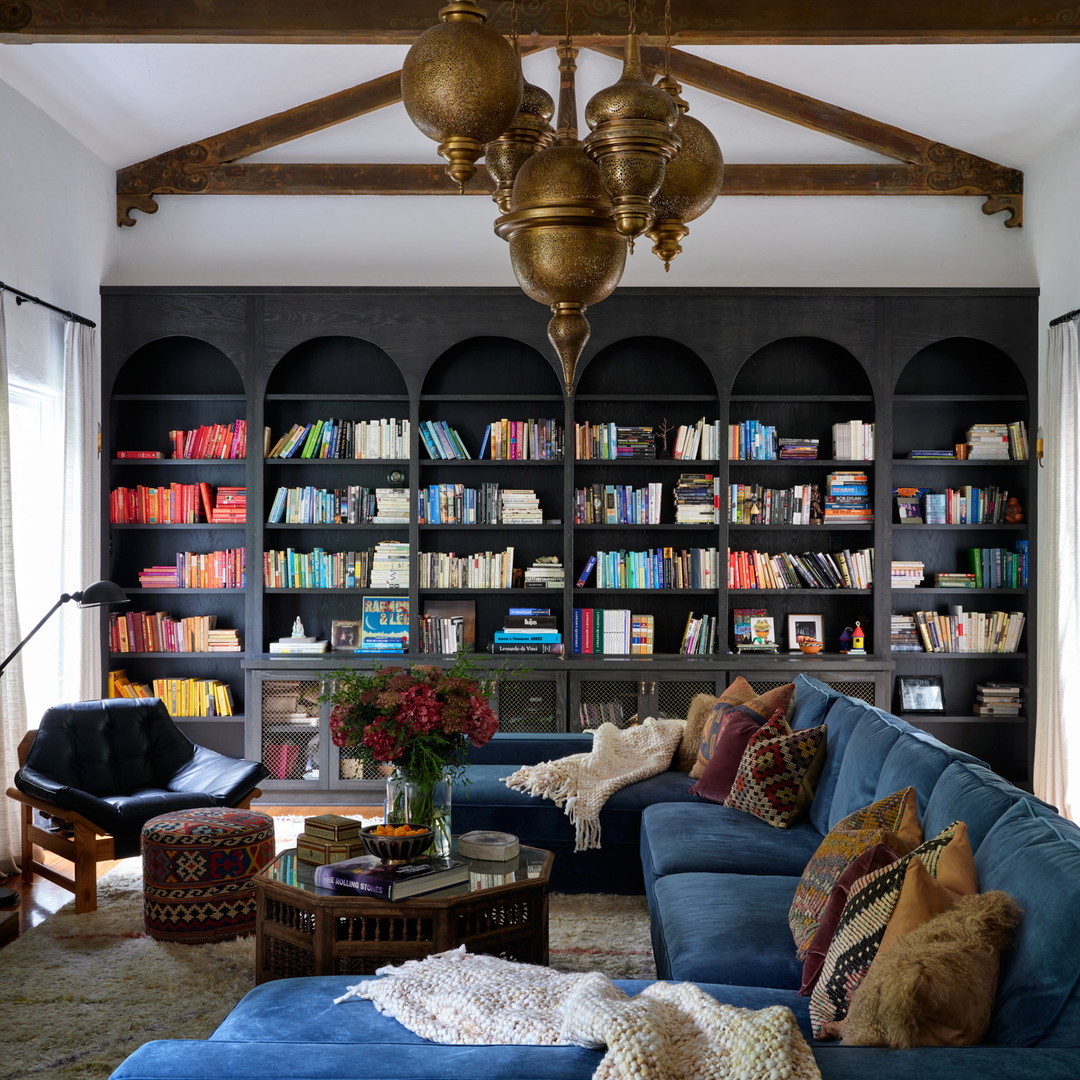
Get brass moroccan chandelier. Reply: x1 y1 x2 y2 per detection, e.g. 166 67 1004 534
401 0 723 394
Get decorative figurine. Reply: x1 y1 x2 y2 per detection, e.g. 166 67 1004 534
280 617 316 644
809 484 824 526
656 418 673 459
848 621 867 655
1004 496 1024 524
838 626 853 653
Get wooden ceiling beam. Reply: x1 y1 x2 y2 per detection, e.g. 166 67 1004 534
6 1 1080 45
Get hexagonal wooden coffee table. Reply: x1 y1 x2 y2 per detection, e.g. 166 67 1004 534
254 840 553 983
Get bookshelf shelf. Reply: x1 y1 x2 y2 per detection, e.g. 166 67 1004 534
102 285 1038 786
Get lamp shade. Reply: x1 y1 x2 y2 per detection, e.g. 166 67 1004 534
73 580 128 608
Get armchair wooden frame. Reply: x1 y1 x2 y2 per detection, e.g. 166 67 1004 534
7 730 261 913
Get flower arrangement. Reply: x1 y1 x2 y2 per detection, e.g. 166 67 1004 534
322 654 499 792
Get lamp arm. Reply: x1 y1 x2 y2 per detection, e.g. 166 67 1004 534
0 594 71 678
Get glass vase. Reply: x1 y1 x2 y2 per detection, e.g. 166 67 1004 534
384 765 452 859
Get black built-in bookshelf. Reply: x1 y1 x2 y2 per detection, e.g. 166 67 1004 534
100 287 1038 796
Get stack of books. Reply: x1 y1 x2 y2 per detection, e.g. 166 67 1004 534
891 560 925 588
907 448 955 459
373 487 410 523
974 682 1023 717
616 425 656 458
824 471 873 522
890 613 922 652
499 488 543 524
778 437 819 460
965 423 1011 459
675 473 718 523
269 637 329 655
314 853 468 900
369 540 410 588
933 572 977 588
832 420 875 460
492 608 563 654
210 486 246 523
523 557 564 588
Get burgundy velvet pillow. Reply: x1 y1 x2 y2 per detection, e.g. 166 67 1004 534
799 841 902 995
688 707 770 803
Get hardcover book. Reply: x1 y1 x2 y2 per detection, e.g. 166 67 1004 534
313 853 468 900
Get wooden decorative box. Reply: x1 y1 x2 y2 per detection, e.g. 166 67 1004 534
295 832 366 866
303 813 363 843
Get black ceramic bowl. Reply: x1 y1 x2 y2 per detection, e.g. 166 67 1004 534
360 824 434 865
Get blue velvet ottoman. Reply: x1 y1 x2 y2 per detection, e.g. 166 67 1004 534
141 807 276 943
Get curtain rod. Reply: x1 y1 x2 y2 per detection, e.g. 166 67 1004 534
1049 306 1080 328
0 281 96 329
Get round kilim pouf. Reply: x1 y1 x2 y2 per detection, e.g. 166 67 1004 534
141 807 276 943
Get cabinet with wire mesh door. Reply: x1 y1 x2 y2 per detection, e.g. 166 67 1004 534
570 668 722 732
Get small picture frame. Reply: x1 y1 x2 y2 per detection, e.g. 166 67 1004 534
897 675 946 715
330 619 362 651
787 613 824 651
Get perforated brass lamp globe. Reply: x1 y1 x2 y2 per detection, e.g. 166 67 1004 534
495 44 627 396
484 77 556 214
584 34 680 240
648 75 725 270
401 0 523 193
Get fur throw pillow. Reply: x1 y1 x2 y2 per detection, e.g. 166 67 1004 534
842 890 1022 1048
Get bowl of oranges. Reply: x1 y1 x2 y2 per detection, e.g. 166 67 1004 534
360 822 434 865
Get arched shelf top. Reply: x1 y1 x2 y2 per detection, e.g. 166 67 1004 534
731 337 871 398
422 337 559 398
576 337 715 398
266 336 406 397
895 337 1027 396
112 336 243 397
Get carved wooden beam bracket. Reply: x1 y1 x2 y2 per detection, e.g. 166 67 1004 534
9 1 1080 45
116 43 1023 227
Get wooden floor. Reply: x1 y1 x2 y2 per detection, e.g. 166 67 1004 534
0 804 379 948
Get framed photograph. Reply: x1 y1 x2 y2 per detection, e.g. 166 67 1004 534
787 613 824 651
330 619 362 651
897 675 946 715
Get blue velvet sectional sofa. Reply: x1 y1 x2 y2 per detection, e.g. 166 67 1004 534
110 674 1080 1079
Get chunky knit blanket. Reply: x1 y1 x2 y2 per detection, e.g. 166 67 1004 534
502 717 685 851
337 947 820 1080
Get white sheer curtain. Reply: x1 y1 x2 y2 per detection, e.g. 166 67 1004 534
0 295 29 873
59 319 101 701
1035 316 1079 820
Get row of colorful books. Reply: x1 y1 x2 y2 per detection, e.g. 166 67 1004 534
479 418 563 460
266 417 410 460
570 608 653 654
416 547 515 589
109 482 247 524
109 611 241 653
585 547 721 590
728 482 816 525
266 485 407 525
137 548 246 589
108 668 235 716
575 482 664 524
728 547 874 590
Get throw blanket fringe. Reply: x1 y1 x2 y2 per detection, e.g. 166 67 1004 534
337 947 821 1080
502 717 685 851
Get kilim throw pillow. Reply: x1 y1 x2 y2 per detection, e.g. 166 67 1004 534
691 679 796 778
788 786 922 959
687 707 766 803
808 821 961 1040
722 712 827 829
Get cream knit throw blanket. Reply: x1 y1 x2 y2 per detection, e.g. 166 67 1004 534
337 947 820 1080
502 717 685 851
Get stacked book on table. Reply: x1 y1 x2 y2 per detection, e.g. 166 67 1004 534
973 682 1023 717
314 853 469 900
491 608 563 654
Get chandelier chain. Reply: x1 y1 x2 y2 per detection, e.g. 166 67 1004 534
663 0 672 75
629 0 637 35
509 0 518 47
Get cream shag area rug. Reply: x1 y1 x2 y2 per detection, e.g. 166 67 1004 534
0 816 654 1080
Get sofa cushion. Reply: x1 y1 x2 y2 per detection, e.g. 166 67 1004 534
692 680 795 778
641 801 826 885
843 890 1022 1049
974 798 1080 1047
809 823 961 1039
800 842 902 995
723 714 827 828
923 759 1055 851
874 732 980 822
825 709 906 830
804 694 882 835
789 673 845 732
676 692 723 772
789 787 921 958
687 708 765 803
650 872 805 988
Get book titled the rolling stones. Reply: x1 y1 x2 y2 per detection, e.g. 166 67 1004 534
313 853 468 901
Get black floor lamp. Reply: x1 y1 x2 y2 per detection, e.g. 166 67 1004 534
0 579 128 679
0 579 127 900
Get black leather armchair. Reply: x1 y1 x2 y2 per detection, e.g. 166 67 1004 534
7 698 269 912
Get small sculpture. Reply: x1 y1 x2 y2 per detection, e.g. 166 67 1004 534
809 484 824 525
656 418 673 459
291 617 306 638
1004 496 1024 524
848 621 867 655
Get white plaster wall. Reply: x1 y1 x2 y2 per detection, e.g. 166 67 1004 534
0 78 116 384
1029 132 1080 333
110 187 1036 290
